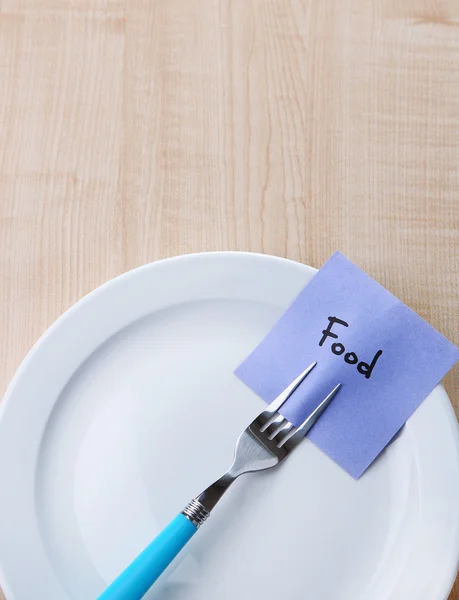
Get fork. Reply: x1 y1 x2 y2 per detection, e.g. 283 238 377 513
97 361 341 600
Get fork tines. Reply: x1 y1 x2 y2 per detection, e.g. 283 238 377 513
254 361 341 450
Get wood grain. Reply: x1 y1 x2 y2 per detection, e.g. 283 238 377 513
0 0 458 597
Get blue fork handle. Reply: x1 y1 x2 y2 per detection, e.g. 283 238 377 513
97 513 198 600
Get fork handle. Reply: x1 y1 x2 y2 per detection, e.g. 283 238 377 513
96 501 210 600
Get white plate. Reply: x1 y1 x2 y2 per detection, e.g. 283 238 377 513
0 252 459 600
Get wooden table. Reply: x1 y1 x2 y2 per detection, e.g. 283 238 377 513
0 1 458 598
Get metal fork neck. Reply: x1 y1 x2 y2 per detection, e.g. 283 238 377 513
182 473 236 528
195 472 236 512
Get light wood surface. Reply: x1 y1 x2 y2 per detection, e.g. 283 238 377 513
0 1 458 598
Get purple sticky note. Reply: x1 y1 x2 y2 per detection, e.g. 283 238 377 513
235 252 459 478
